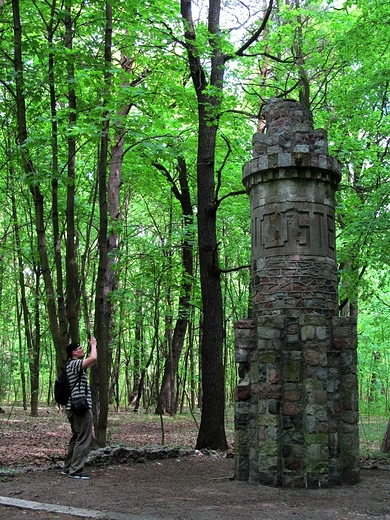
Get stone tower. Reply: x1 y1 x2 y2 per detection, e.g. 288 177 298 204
234 98 360 488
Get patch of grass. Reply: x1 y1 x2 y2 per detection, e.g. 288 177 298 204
359 415 388 458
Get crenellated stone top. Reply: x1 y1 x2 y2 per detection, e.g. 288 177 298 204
243 98 341 187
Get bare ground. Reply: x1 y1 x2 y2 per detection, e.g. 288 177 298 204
1 406 390 520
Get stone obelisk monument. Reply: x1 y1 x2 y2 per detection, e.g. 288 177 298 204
234 98 360 488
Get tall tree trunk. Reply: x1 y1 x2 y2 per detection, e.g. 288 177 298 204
134 285 161 412
30 266 41 416
180 0 273 448
154 158 194 416
48 15 68 356
107 55 145 405
11 187 37 414
15 282 27 410
93 1 112 446
64 1 80 342
106 86 129 405
381 420 390 453
129 290 143 407
12 0 63 399
181 0 228 450
293 0 310 108
195 118 227 449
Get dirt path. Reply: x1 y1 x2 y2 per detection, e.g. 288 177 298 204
1 407 390 519
1 456 390 520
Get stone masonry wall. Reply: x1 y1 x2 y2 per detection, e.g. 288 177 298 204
234 99 360 488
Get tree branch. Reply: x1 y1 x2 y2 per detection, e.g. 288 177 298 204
230 0 274 60
375 293 390 309
220 264 251 274
216 190 247 212
221 108 259 119
180 0 207 94
0 77 16 98
152 161 182 202
338 264 367 312
239 51 294 63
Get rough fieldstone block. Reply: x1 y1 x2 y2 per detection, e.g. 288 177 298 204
318 154 328 169
278 152 292 167
304 415 317 433
252 132 267 144
294 152 312 167
257 326 279 340
285 361 301 382
316 326 328 340
284 388 301 401
235 457 249 480
235 348 249 363
257 155 269 170
301 325 315 341
235 384 251 401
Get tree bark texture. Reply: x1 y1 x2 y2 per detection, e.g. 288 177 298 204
12 0 63 380
47 18 69 350
155 158 194 416
195 117 228 450
381 419 390 453
93 1 113 447
107 78 129 404
64 2 80 342
181 0 228 450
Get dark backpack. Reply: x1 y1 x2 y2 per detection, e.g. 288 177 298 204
54 363 70 405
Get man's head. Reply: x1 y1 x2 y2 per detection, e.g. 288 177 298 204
66 342 84 359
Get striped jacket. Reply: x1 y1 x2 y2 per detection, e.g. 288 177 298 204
65 359 92 411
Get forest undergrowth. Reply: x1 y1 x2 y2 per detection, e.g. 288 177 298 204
0 405 388 470
0 405 234 470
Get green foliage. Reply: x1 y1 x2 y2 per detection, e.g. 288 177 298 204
0 0 389 457
357 275 390 415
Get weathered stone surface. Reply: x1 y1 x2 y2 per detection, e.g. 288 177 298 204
234 98 359 488
234 384 251 402
88 445 193 467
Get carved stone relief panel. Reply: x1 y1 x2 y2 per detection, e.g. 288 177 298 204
251 204 336 258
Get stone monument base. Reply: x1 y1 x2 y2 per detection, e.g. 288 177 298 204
234 316 360 488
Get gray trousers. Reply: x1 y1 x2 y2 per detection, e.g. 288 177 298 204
64 409 93 475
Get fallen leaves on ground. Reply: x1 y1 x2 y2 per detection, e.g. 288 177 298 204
0 405 232 470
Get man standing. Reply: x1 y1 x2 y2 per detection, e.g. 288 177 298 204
62 337 97 479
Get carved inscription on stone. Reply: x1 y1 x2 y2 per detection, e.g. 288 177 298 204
252 206 335 257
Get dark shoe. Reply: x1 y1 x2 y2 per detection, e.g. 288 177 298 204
61 470 69 476
68 473 91 480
